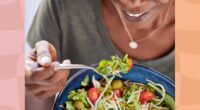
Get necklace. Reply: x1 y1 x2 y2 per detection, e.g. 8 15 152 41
110 0 173 49
111 0 138 49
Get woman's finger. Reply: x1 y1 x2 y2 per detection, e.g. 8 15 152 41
26 69 68 95
45 69 69 85
25 60 39 80
28 48 37 61
39 59 70 85
28 62 59 81
35 40 57 67
35 88 61 100
35 81 65 99
35 41 52 66
25 83 58 95
25 70 68 86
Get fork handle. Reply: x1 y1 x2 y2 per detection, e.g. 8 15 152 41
55 64 91 70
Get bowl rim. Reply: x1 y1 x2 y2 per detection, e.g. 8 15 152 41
53 64 174 110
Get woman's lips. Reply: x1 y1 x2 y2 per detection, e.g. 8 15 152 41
122 10 149 22
121 5 160 22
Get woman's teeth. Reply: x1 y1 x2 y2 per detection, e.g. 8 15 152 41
126 12 146 17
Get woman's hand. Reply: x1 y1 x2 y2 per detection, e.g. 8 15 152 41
25 40 70 99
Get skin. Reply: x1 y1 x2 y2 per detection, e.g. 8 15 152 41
25 41 70 110
103 0 175 60
25 0 175 109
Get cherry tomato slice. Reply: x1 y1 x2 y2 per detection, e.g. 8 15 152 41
88 87 100 103
114 89 123 98
139 91 154 104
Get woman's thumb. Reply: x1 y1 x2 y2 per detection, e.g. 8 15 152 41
35 40 57 67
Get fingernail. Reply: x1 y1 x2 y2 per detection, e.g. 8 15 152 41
39 56 51 66
35 40 48 47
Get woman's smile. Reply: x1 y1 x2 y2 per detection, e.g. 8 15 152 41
121 5 160 22
112 0 167 23
122 9 149 22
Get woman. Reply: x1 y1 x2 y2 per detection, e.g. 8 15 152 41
26 0 175 109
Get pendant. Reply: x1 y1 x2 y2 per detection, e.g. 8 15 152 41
129 41 138 49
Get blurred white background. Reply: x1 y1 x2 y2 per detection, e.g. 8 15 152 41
25 0 41 53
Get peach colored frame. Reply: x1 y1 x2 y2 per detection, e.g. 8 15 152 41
0 0 24 110
1 0 200 110
176 0 200 109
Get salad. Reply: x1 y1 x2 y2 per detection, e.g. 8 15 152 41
64 55 174 110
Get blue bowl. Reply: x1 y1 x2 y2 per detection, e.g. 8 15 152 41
53 64 175 110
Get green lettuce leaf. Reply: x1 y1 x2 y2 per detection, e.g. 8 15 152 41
81 75 89 87
65 101 75 110
68 89 89 107
95 54 130 75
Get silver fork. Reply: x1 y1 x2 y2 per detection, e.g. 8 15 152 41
55 63 120 77
55 63 98 72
